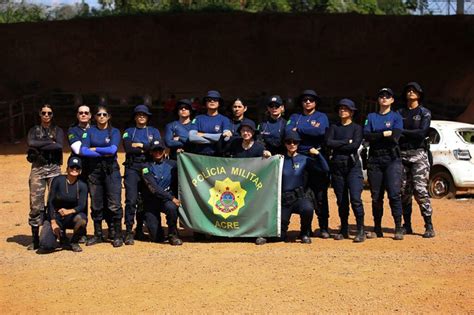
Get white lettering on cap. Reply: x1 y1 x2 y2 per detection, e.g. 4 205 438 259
73 159 78 163
272 97 277 102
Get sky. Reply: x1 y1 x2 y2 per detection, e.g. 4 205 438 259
28 0 101 8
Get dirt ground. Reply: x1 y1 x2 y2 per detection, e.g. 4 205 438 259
0 149 473 313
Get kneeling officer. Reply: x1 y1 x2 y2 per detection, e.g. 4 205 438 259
40 156 88 252
141 140 183 246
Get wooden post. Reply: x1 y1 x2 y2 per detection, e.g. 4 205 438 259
9 102 14 143
21 102 26 138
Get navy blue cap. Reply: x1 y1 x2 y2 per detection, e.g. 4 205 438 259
203 90 223 103
338 98 357 111
403 82 424 101
299 89 321 103
377 88 394 97
176 99 192 108
134 104 152 116
67 156 82 169
238 119 256 133
150 140 166 151
284 130 301 142
267 95 283 106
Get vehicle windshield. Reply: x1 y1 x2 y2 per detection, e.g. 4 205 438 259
457 129 474 144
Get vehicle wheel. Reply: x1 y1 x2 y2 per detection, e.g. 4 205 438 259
429 169 456 199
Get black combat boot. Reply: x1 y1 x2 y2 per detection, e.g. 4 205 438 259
317 217 331 239
107 223 115 241
255 237 267 245
27 226 40 250
422 216 436 238
86 221 104 246
112 219 123 248
168 234 183 246
367 217 383 239
394 216 404 240
353 215 366 243
402 214 413 235
124 226 134 245
334 219 349 240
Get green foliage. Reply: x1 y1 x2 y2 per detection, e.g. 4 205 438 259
0 1 47 23
0 0 423 24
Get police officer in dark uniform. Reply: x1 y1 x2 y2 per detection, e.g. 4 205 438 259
280 130 330 244
225 119 270 158
39 156 88 252
141 140 183 246
286 90 330 238
364 88 404 240
26 104 64 250
326 99 366 242
257 95 286 155
81 105 124 247
122 105 161 245
164 99 194 160
188 90 232 156
398 82 435 238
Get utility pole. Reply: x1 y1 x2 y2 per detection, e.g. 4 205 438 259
457 0 464 15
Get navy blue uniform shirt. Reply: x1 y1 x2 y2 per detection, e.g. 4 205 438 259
47 175 88 221
123 126 161 160
363 111 403 152
398 106 431 150
81 126 121 159
257 117 286 154
325 122 363 160
142 160 178 202
286 111 329 154
282 153 329 192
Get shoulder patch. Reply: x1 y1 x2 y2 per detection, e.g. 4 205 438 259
191 118 196 124
68 134 75 140
286 120 291 125
364 119 368 126
82 133 87 139
122 132 129 139
142 168 149 175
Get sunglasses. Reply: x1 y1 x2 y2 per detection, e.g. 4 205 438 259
267 103 281 108
41 111 53 116
285 140 299 145
178 107 191 111
96 112 108 117
205 98 219 103
78 111 90 115
69 166 81 170
378 93 393 99
302 97 315 103
406 88 417 93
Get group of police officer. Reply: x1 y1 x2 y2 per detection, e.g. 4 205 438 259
26 83 435 252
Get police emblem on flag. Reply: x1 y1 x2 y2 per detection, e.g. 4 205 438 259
208 178 247 219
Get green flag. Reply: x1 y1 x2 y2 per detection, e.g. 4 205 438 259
178 153 282 237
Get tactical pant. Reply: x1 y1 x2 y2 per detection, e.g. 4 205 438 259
401 149 433 218
124 165 145 228
308 171 330 229
330 159 365 221
88 164 123 222
281 197 314 239
28 164 61 227
367 155 403 220
40 212 87 249
144 199 178 242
